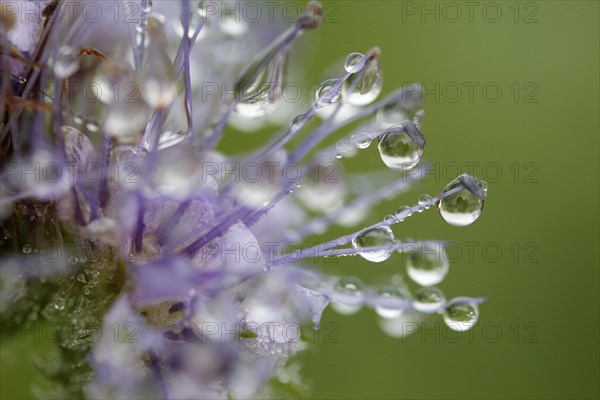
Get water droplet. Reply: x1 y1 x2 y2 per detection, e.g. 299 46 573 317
315 79 341 109
374 286 407 319
378 124 424 171
22 244 32 254
140 20 177 109
235 47 288 118
352 226 395 263
438 174 486 227
352 132 372 149
414 287 445 313
342 58 382 106
418 194 433 207
73 115 84 125
344 52 366 73
396 205 410 221
77 273 86 283
54 46 79 79
383 214 396 224
443 300 479 331
331 277 366 315
336 139 353 154
406 243 449 286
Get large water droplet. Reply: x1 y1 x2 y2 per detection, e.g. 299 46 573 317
331 277 366 315
443 300 479 331
54 46 79 79
352 226 395 263
344 52 366 73
374 286 408 319
438 174 486 227
235 47 288 118
342 58 382 106
414 287 445 313
406 243 449 286
140 18 177 109
378 123 425 171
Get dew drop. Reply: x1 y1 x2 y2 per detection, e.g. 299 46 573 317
383 214 396 224
73 115 84 125
54 46 79 79
336 139 353 154
443 300 479 331
418 194 433 205
396 205 410 221
235 48 288 118
406 243 449 286
331 277 366 315
352 132 372 149
374 286 408 319
342 57 382 106
315 79 341 109
378 124 424 171
22 244 32 254
77 273 86 283
438 174 486 227
352 226 395 263
344 52 366 73
414 287 445 313
140 18 177 109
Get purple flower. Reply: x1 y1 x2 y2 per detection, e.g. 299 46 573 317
0 1 489 398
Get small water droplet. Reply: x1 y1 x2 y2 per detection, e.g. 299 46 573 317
342 58 382 105
22 244 32 254
336 139 353 154
406 243 449 286
73 115 84 125
77 273 86 283
418 194 433 205
374 286 407 319
352 226 395 263
344 52 366 73
54 46 79 79
383 214 396 224
378 124 424 171
414 287 445 313
331 277 366 315
443 300 479 331
438 174 486 227
315 79 341 108
352 132 372 149
396 205 410 221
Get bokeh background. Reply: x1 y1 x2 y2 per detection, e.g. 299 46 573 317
1 1 598 399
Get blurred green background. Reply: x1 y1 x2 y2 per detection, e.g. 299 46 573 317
1 1 598 399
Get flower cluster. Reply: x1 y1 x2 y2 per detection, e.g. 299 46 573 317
0 0 488 398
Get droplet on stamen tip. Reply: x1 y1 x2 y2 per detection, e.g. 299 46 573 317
378 123 424 171
437 174 486 227
443 300 479 331
53 46 79 79
406 243 449 286
235 50 288 118
344 52 366 74
352 226 396 263
342 56 383 106
331 277 366 315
